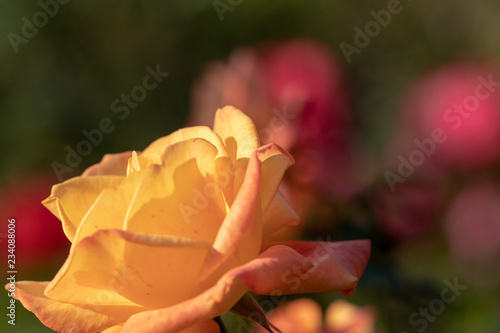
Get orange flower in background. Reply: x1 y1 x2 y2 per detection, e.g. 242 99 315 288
7 107 370 333
254 298 376 333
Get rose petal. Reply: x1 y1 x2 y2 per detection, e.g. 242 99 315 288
213 106 260 161
262 191 300 236
5 281 143 333
231 143 296 223
200 152 262 280
121 240 370 333
46 229 212 309
124 139 228 245
179 320 221 333
71 170 149 245
142 126 228 159
102 318 221 332
256 143 295 212
82 152 133 177
101 325 124 333
122 264 250 333
243 240 371 295
42 176 124 242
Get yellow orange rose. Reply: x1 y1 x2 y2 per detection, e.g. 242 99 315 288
7 106 370 333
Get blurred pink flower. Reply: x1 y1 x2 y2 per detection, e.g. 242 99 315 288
370 182 440 242
254 298 376 333
190 39 359 212
444 183 500 287
0 174 70 271
399 63 500 170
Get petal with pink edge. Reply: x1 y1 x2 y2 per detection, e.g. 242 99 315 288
200 153 262 280
246 240 371 296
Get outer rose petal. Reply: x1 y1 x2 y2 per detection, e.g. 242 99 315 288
213 106 260 161
255 298 322 333
82 151 133 176
201 152 262 280
42 176 124 242
46 229 212 309
248 240 371 296
5 281 144 333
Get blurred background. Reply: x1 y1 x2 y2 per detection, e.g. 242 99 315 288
1 0 500 332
